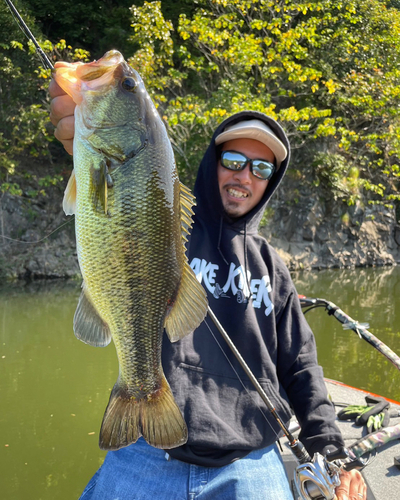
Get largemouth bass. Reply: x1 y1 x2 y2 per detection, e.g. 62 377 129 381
53 51 207 451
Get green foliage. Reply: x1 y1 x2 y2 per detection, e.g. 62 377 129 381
259 207 275 229
0 1 90 197
312 153 363 205
126 0 400 204
1 0 400 209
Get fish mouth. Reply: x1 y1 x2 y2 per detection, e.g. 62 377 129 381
76 51 125 82
54 50 131 104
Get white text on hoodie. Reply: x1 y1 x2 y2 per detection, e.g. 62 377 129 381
190 258 274 316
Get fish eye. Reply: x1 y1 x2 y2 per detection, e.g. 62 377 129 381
121 77 137 92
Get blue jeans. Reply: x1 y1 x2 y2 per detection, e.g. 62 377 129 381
79 438 294 500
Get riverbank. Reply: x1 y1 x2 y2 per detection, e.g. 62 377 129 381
1 173 400 280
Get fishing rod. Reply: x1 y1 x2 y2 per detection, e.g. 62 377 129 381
207 307 311 462
3 0 54 70
299 296 400 372
348 422 400 460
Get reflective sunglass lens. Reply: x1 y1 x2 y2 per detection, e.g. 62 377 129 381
252 160 275 180
221 151 247 170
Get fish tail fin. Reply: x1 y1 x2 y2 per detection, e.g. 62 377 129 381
99 374 187 451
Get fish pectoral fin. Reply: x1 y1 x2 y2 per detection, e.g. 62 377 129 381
99 374 187 451
62 169 77 215
164 262 208 342
90 160 111 214
73 285 112 347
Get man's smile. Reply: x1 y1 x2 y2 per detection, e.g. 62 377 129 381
226 186 250 199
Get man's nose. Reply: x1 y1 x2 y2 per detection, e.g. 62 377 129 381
233 163 252 183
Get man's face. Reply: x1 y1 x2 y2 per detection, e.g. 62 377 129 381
217 138 275 218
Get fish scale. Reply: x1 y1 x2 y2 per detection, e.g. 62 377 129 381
54 50 207 451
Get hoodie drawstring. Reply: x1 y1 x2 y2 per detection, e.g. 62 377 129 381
217 217 229 265
218 217 252 304
243 221 252 303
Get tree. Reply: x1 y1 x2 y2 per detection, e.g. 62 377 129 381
128 0 400 210
2 0 400 212
0 2 90 196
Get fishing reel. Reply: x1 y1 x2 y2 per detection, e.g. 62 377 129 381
294 452 341 500
293 447 366 500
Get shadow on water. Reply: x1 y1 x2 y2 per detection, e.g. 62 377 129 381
0 268 399 499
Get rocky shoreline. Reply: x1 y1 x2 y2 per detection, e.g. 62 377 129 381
1 177 399 281
262 194 400 271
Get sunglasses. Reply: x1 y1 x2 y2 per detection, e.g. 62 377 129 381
220 150 275 181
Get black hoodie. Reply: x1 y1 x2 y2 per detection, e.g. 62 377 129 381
162 110 344 466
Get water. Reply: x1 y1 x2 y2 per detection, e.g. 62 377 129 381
1 267 400 499
0 281 114 500
292 266 400 402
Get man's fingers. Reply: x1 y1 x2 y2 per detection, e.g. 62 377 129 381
54 115 75 156
49 78 66 99
335 469 367 500
49 76 76 155
50 94 76 127
54 115 75 141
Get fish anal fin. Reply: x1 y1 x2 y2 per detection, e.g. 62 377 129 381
99 374 187 451
165 262 208 342
63 169 77 215
73 285 112 347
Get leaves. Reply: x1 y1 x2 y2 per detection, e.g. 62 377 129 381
126 0 400 206
0 7 86 197
1 0 400 208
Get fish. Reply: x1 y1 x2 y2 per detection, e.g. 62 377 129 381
53 50 208 451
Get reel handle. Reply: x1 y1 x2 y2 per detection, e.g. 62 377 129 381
325 447 348 462
326 446 368 471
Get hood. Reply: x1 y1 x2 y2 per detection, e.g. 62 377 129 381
193 110 290 233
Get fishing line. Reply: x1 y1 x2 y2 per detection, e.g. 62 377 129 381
206 306 313 464
0 216 74 245
203 316 283 440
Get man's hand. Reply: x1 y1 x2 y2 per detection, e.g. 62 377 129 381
335 469 367 499
49 78 76 155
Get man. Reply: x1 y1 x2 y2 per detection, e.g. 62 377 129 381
50 80 367 499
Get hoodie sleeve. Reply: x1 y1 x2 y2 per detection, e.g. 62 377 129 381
275 288 344 456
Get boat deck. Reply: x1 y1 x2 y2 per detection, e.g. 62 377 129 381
280 379 400 500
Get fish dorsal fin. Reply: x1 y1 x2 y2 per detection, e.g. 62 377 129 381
179 182 195 242
164 183 207 341
164 261 208 342
63 169 77 215
74 284 112 347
